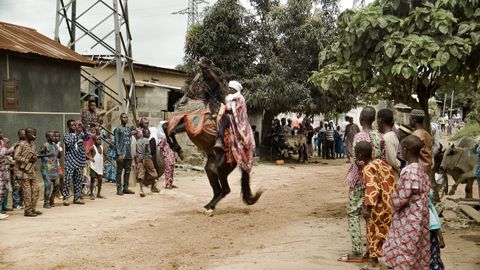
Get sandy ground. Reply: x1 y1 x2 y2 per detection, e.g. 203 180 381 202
0 159 479 270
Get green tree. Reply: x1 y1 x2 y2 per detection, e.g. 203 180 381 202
185 0 351 147
244 0 350 136
310 0 480 129
436 76 480 121
184 0 255 78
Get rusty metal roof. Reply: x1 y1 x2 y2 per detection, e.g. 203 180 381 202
0 21 94 65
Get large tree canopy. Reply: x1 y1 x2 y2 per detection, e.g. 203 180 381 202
184 0 354 116
310 0 480 126
184 0 255 78
184 0 357 145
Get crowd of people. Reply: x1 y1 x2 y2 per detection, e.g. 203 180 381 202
338 107 445 270
0 100 176 220
271 114 360 161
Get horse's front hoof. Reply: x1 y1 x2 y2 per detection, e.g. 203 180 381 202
204 208 214 217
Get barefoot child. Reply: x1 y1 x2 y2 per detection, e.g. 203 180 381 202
38 131 60 208
382 135 430 269
136 129 158 197
354 141 395 270
87 135 107 200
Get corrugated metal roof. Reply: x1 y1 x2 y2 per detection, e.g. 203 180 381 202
0 21 94 65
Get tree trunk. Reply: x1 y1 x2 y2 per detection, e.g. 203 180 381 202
260 110 275 159
417 85 432 134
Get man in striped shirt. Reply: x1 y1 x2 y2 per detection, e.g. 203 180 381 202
63 120 89 205
325 122 335 159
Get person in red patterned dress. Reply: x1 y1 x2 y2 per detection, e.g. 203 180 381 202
355 141 395 269
382 135 430 270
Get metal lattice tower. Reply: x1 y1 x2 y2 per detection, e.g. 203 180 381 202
352 0 366 9
173 0 207 30
54 0 138 126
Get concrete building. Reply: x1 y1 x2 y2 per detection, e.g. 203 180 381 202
0 22 94 143
82 58 187 131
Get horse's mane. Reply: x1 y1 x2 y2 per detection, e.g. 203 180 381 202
177 57 227 114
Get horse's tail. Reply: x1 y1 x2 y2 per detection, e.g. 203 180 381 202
241 169 263 205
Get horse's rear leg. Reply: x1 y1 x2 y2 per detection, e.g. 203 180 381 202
216 153 235 198
204 157 223 211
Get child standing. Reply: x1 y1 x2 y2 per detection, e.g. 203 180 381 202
334 126 344 159
354 141 395 269
38 131 60 208
12 129 26 209
429 190 445 270
135 129 158 197
53 131 64 200
87 135 107 200
104 137 117 183
14 128 41 217
382 135 430 269
0 129 14 219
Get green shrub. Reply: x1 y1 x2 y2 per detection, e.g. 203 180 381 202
450 123 480 141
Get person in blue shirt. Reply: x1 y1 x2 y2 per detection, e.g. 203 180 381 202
429 190 445 269
472 141 480 201
114 113 135 195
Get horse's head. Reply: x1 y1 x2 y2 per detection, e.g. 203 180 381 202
433 143 445 173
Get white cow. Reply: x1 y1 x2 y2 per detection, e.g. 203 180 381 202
440 137 478 198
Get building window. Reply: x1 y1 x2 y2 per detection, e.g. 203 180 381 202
2 79 19 111
168 90 183 112
88 79 103 106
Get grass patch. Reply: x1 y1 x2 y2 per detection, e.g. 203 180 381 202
450 122 480 141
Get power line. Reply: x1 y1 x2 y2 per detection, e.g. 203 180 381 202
352 0 365 9
172 0 207 30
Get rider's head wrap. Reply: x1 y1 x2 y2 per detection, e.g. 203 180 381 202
228 81 243 92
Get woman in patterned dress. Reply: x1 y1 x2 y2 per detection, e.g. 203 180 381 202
382 135 430 270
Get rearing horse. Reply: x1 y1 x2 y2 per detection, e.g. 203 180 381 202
165 57 262 214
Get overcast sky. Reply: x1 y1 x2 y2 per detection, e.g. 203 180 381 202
0 0 370 68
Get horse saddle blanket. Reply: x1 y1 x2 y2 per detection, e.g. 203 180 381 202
168 99 217 137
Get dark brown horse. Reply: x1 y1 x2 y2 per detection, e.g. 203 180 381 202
165 108 262 215
164 57 262 215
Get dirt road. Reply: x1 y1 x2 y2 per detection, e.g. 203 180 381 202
0 160 479 269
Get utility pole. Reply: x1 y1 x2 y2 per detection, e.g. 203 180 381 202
352 0 366 9
54 0 138 127
173 0 207 30
450 90 455 119
442 93 447 117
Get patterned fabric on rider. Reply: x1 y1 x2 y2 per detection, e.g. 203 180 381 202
226 95 255 173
